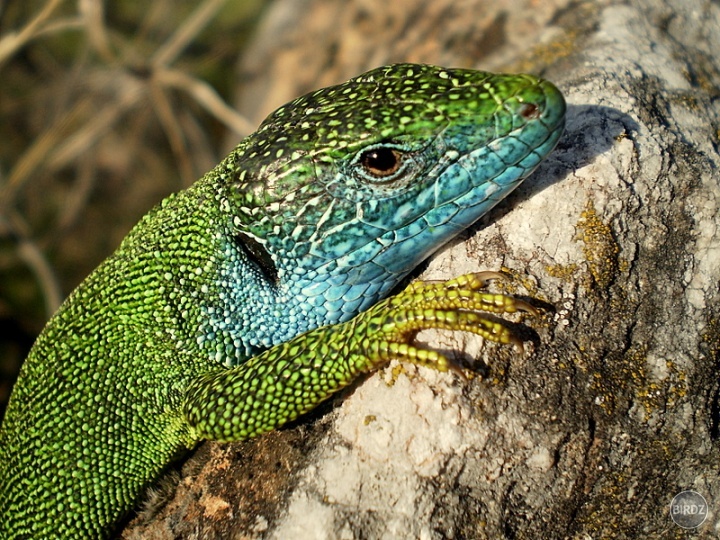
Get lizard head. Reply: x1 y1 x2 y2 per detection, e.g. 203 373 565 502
215 63 565 338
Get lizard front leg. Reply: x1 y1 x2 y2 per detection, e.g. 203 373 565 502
183 272 536 442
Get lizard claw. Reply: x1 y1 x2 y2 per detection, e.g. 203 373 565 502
471 270 508 286
511 299 540 316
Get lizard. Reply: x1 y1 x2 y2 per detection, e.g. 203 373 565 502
0 63 565 538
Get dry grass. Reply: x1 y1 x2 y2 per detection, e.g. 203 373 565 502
0 0 267 415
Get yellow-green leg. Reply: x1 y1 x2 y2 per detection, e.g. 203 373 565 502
183 273 536 442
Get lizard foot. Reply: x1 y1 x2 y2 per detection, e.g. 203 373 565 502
355 272 538 375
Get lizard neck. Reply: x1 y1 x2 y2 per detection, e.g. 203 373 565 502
197 231 400 366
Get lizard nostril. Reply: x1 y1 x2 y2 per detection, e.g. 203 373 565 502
519 103 540 120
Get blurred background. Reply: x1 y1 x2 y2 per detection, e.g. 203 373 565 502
0 0 270 418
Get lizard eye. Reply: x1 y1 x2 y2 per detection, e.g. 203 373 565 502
359 147 403 178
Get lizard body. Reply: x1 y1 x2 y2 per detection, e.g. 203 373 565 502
0 64 565 538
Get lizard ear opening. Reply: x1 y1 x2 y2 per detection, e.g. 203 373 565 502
235 232 278 285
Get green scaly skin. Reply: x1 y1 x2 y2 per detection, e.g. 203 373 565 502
0 64 565 538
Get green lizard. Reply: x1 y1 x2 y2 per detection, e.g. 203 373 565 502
0 63 565 538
